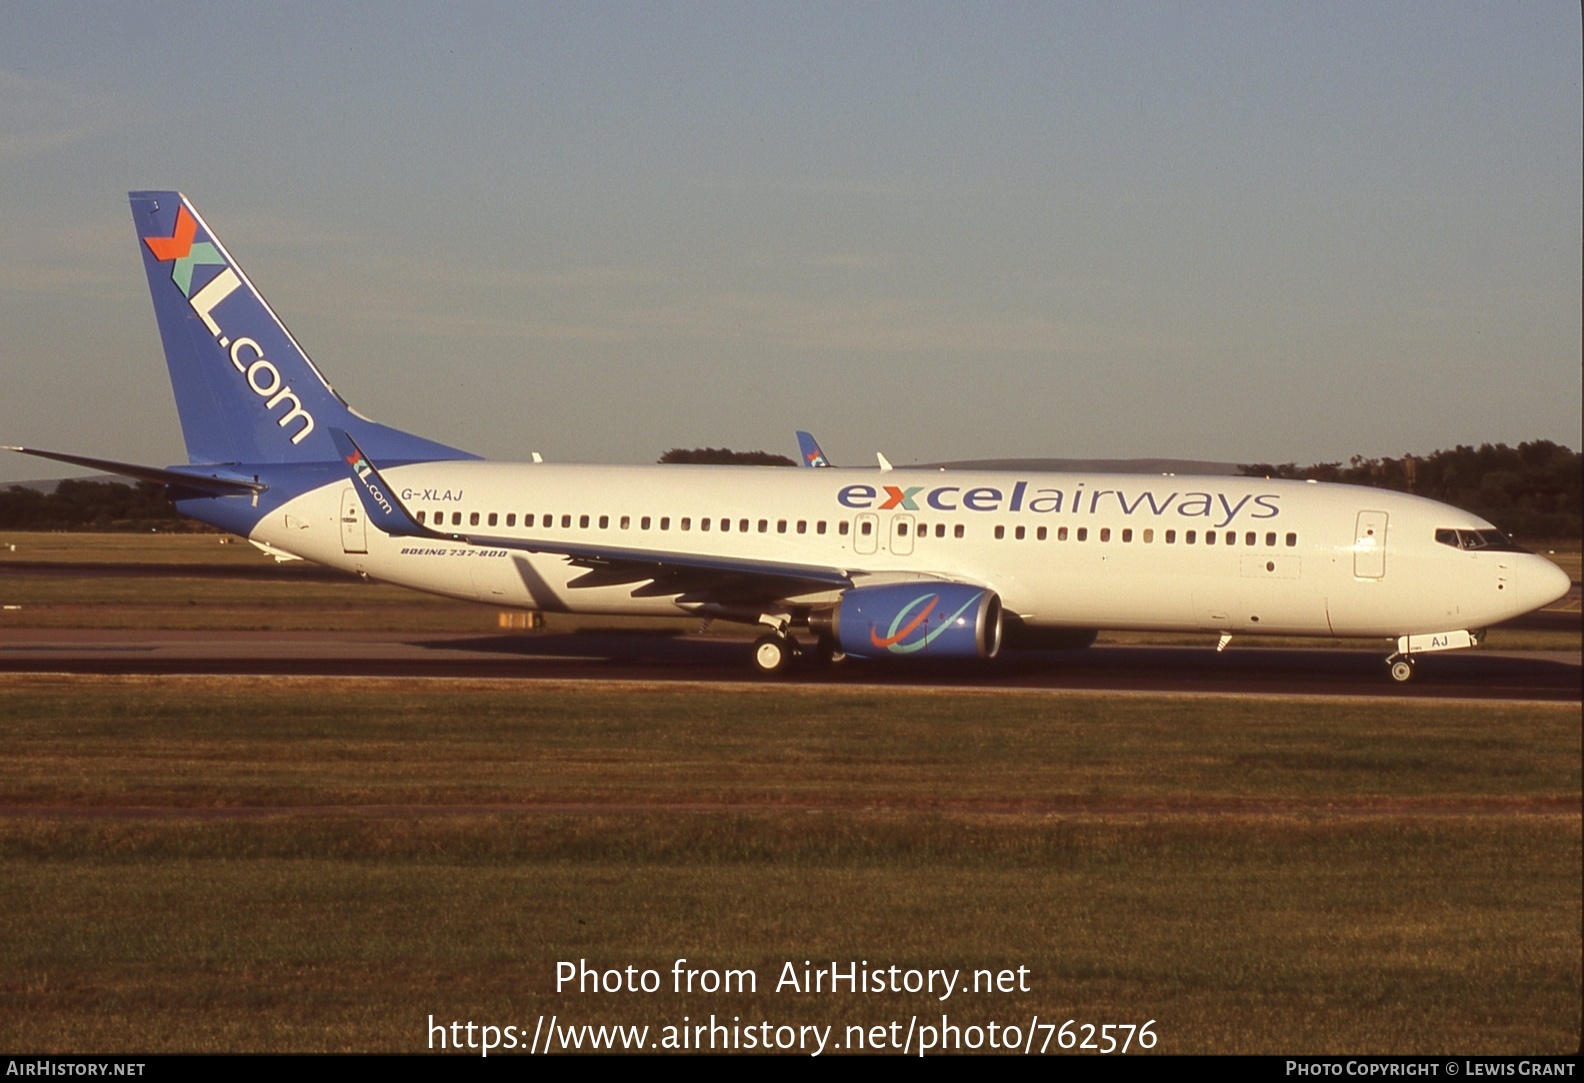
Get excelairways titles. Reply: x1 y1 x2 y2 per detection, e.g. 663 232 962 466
838 482 1282 528
143 206 315 444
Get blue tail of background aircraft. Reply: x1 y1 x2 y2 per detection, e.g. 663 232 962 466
796 430 832 468
129 191 473 468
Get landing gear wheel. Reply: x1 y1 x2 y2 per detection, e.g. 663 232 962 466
752 634 794 675
1389 658 1415 683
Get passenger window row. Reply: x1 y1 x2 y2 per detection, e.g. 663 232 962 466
415 510 852 535
407 509 1297 550
990 524 1299 547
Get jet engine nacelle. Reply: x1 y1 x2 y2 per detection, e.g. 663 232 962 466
814 582 1003 660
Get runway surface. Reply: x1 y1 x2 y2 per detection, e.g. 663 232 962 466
0 628 1576 701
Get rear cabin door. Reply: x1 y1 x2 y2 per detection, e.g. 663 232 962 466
340 488 368 554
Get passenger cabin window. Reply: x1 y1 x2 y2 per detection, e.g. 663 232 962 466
641 516 651 530
579 515 590 529
994 525 1005 540
839 521 850 536
1037 526 1047 541
1076 527 1088 542
1285 532 1296 547
758 519 768 533
487 512 497 527
1122 528 1132 543
619 516 629 529
953 524 964 539
816 521 827 535
1165 530 1175 544
797 521 807 534
1245 531 1256 546
416 511 426 524
659 517 670 530
1265 532 1276 547
1143 529 1153 543
1186 530 1196 544
452 512 463 527
861 521 873 536
1058 526 1068 541
506 513 516 527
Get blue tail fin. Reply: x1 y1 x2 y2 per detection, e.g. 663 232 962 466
796 430 833 468
129 191 475 467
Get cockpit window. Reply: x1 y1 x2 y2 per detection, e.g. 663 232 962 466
1434 528 1529 553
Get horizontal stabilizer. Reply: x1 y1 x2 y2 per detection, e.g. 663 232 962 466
3 446 265 495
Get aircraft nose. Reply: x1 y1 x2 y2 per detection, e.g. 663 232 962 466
1514 555 1574 616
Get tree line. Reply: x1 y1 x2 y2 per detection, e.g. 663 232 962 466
0 479 186 532
659 447 797 466
1241 440 1580 540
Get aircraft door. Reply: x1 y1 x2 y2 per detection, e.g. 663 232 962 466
890 514 915 556
854 513 879 555
340 488 367 554
1353 510 1387 578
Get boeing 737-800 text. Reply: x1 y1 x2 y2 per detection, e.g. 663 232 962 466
8 193 1571 679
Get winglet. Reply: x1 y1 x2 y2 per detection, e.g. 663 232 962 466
329 428 441 539
796 431 833 468
877 452 894 472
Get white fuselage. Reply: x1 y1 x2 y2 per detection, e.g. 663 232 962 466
250 463 1570 641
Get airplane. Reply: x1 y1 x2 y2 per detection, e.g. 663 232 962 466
796 431 834 468
6 191 1572 681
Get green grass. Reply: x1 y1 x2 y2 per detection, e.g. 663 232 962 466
0 531 270 565
0 677 1577 1054
0 677 1578 807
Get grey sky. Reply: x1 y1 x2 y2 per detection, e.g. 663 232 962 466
2 1 1579 481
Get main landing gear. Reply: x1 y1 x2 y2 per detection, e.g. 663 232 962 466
750 633 843 675
752 633 800 675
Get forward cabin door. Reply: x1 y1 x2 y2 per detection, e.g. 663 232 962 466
1353 510 1387 578
340 488 368 554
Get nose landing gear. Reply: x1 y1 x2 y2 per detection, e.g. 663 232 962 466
1387 656 1416 683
